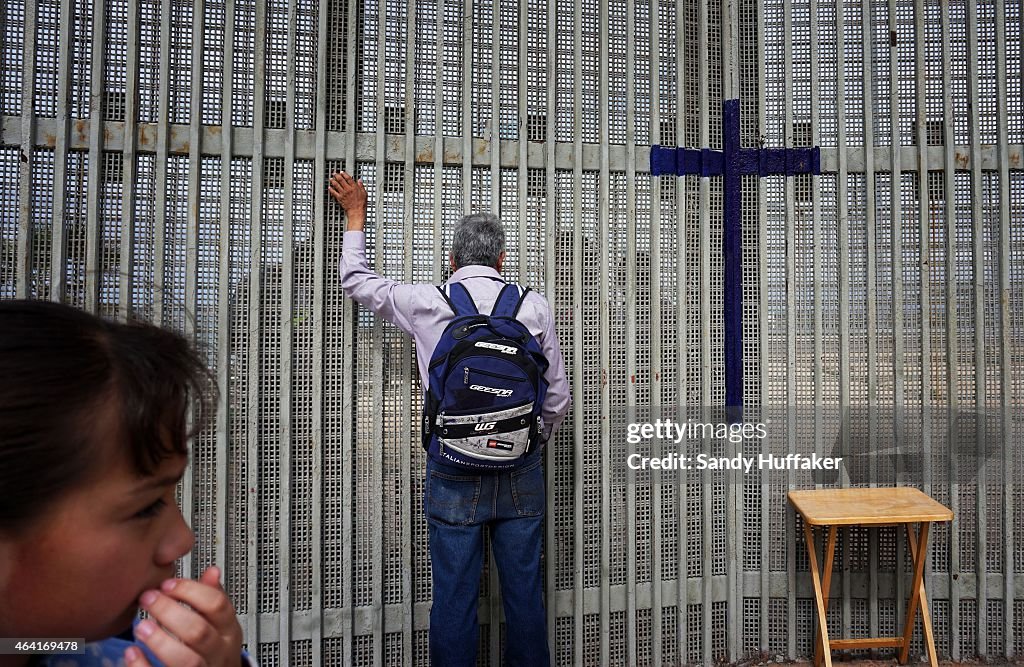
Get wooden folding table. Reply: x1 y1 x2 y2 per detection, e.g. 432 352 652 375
788 487 953 667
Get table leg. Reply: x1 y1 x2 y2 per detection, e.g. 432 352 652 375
813 525 838 667
898 522 933 667
804 522 833 667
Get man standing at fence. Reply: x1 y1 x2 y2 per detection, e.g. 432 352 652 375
330 171 571 666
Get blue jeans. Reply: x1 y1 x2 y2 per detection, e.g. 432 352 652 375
424 451 550 667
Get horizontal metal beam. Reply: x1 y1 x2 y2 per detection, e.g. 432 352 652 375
6 116 1022 173
245 570 1024 642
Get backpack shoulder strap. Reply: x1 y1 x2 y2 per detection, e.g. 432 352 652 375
490 283 525 318
491 284 534 319
444 281 479 316
436 286 456 314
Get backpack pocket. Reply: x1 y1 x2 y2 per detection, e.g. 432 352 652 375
437 401 535 464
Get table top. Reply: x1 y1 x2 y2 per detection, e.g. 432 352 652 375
788 487 953 525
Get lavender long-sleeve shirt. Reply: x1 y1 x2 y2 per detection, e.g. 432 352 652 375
340 230 571 440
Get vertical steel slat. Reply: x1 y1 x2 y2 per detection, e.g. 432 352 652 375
597 0 612 662
516 0 528 280
756 0 771 653
371 0 387 660
311 0 327 659
886 6 908 633
913 0 930 447
490 0 499 215
811 0 824 490
245 0 267 648
462 0 473 214
913 0 935 638
887 0 905 529
118 0 139 318
187 0 204 341
215 0 235 638
676 0 690 655
180 0 205 589
939 0 961 655
721 0 741 658
859 0 880 643
783 0 797 657
84 0 106 313
993 0 1015 656
966 0 988 654
572 0 586 651
341 0 359 657
649 0 664 662
545 0 558 651
697 0 712 657
16 0 37 299
49 0 73 302
488 0 503 657
152 0 172 324
432 0 443 282
624 0 638 659
402 1 417 663
278 0 299 654
836 0 852 645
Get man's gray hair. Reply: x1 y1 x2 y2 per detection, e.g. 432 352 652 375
451 213 505 269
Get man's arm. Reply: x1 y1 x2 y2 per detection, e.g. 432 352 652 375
537 298 571 441
329 172 418 334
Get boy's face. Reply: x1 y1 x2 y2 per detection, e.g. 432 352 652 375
0 438 193 641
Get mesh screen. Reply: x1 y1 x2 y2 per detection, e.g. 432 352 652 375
2 0 1022 662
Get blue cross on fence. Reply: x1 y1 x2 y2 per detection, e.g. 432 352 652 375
651 99 820 412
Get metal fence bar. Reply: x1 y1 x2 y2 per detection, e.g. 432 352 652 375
625 0 639 660
341 0 360 658
84 0 105 313
598 0 613 661
993 0 1016 657
722 0 741 659
516 0 527 280
402 0 417 662
649 0 665 663
181 0 205 591
887 0 909 633
913 0 936 643
859 0 880 644
118 0 139 319
215 0 234 640
433 0 444 282
756 0 771 653
371 0 388 660
783 0 797 656
245 0 267 649
940 0 962 656
16 0 36 299
461 0 472 214
278 0 299 654
544 0 558 653
652 0 669 617
572 0 586 660
152 0 172 325
310 0 328 659
811 0 824 500
49 0 73 302
698 0 713 657
676 0 690 656
965 0 988 655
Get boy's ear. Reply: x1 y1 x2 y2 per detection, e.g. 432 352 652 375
449 253 457 272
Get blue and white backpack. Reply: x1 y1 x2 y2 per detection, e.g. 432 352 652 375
422 281 550 471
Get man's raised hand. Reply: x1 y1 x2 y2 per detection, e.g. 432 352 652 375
328 171 368 232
